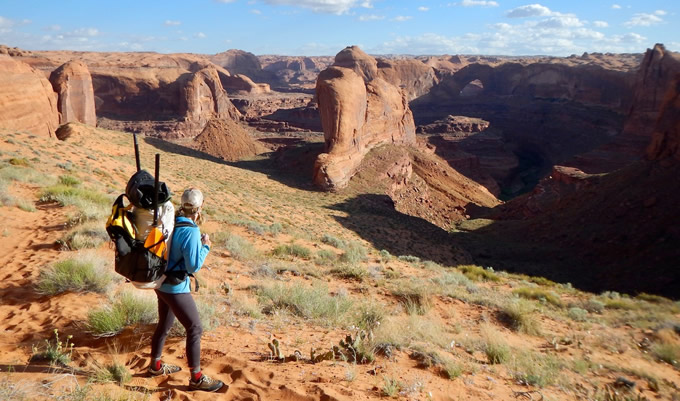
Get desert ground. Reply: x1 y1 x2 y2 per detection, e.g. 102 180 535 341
0 124 678 401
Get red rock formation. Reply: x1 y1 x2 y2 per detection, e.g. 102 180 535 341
376 58 438 101
417 115 490 135
209 49 262 77
646 74 680 162
0 55 59 137
194 118 261 161
179 66 241 136
314 48 416 190
49 60 97 126
624 44 680 146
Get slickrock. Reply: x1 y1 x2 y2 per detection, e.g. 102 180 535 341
646 74 680 162
49 60 97 126
314 47 416 190
0 55 59 137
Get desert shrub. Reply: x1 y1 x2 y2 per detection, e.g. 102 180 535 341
217 232 259 261
603 298 639 310
228 216 283 236
61 222 109 250
481 325 510 364
409 348 462 380
391 279 432 315
500 299 542 335
652 343 679 367
379 249 392 262
584 298 605 314
398 255 421 264
87 292 156 336
635 293 672 304
256 282 353 327
330 265 368 282
321 234 345 249
36 253 114 295
59 175 81 187
93 360 132 385
382 376 402 397
273 243 311 259
513 287 563 307
339 241 367 264
315 249 336 265
30 329 74 366
40 184 110 206
431 270 472 288
16 199 36 212
0 164 55 186
508 351 563 387
457 265 500 282
354 301 386 332
568 307 589 322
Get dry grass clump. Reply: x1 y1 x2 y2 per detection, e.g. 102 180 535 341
651 328 680 367
508 350 563 387
256 282 353 327
339 241 367 264
87 291 157 336
409 347 463 379
321 233 345 249
457 265 500 282
512 287 563 307
373 314 451 350
214 231 260 261
499 299 542 336
272 243 312 260
330 264 368 282
390 279 432 315
60 221 109 250
480 324 510 364
36 252 116 295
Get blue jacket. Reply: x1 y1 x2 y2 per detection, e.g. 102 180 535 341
159 216 210 294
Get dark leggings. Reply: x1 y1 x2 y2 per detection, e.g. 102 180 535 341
151 290 203 369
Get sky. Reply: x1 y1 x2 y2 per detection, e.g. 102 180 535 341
0 0 677 56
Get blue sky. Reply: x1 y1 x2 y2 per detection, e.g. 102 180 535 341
0 0 677 56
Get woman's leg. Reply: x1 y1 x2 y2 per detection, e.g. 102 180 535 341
150 290 176 361
155 291 203 370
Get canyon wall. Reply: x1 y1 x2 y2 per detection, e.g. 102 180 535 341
49 60 97 126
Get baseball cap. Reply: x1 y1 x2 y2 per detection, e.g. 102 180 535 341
181 188 204 210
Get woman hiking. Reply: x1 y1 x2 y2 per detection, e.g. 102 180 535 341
147 188 224 392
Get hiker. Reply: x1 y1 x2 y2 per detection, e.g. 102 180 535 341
147 188 224 392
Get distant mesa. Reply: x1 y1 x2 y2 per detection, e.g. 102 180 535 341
314 46 416 190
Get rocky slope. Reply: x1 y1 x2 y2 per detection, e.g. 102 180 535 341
49 60 97 126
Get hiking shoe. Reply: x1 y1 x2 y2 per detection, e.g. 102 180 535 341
189 374 224 392
148 363 182 376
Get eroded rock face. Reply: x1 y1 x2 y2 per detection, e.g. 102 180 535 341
376 58 438 101
0 55 59 137
209 49 262 77
624 44 680 144
314 48 416 190
180 66 241 136
49 60 97 126
646 74 680 162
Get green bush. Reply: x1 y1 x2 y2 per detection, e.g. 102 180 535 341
398 255 421 264
59 175 81 187
330 265 368 282
354 301 386 331
273 243 311 259
509 351 563 387
40 184 110 206
339 241 367 264
36 253 114 295
315 249 337 265
568 307 589 322
458 265 500 282
652 343 679 367
501 299 542 335
93 361 132 385
321 234 345 249
513 287 563 307
87 292 157 336
257 282 353 327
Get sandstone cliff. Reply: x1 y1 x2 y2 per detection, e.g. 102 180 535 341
179 66 241 136
314 47 416 190
0 55 59 137
49 60 97 126
646 73 680 162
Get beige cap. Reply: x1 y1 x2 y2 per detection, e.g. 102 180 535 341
181 188 204 210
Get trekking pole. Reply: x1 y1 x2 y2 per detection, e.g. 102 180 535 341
153 153 160 226
133 133 141 172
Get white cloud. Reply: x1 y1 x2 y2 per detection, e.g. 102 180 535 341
393 16 413 22
164 20 181 26
593 20 609 28
624 13 663 27
418 6 429 12
261 0 373 14
374 33 479 54
359 14 385 21
611 4 621 9
0 15 15 32
195 32 206 38
506 4 552 18
537 15 583 28
251 9 262 14
215 0 236 3
65 28 100 37
461 0 499 7
654 10 667 16
44 24 62 31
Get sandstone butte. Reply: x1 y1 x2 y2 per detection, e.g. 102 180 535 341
0 54 59 137
49 60 97 126
314 46 416 191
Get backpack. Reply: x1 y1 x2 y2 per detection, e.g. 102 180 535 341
105 194 168 287
126 170 171 209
